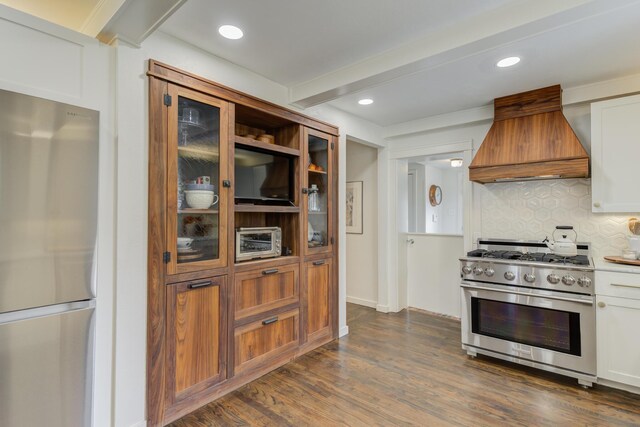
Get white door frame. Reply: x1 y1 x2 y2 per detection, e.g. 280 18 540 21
377 141 474 313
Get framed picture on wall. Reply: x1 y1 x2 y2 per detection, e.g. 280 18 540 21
346 181 363 234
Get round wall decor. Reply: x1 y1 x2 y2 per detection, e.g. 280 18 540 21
429 184 442 206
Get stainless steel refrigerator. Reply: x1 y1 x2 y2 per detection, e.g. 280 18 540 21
0 88 98 427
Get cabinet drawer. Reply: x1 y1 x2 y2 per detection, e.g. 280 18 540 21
596 271 640 300
234 309 299 374
234 264 299 320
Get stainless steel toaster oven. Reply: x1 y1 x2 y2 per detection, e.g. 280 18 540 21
235 227 282 261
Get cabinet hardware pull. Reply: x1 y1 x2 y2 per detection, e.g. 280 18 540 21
598 301 606 308
262 269 279 275
189 280 213 289
262 317 278 325
313 260 325 266
302 188 308 194
223 180 231 188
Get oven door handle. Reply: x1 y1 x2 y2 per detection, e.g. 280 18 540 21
460 283 594 305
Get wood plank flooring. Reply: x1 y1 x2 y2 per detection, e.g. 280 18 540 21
170 304 640 426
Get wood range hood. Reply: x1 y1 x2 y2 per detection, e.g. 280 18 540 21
469 85 589 184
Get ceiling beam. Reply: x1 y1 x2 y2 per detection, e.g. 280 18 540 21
290 0 636 108
96 0 186 46
80 0 127 37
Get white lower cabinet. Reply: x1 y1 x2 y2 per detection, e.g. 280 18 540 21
596 270 640 389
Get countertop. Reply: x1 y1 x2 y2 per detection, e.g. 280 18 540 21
594 258 640 274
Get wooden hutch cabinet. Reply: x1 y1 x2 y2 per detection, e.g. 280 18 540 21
147 60 339 426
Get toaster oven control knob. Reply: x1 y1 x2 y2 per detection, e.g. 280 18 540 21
578 277 592 287
524 273 536 283
484 268 495 277
504 271 516 281
547 274 560 284
462 265 472 275
473 267 484 276
562 275 576 286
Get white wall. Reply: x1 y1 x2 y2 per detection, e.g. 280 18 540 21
407 163 426 233
424 166 443 233
407 234 464 317
346 141 379 308
424 165 463 235
0 6 115 427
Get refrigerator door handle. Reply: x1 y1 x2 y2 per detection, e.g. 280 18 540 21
0 300 96 325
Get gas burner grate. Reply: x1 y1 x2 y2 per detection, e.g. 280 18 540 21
466 249 590 266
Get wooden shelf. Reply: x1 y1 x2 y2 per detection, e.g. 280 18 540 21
178 208 219 214
178 145 219 160
235 135 300 157
308 169 327 174
234 204 299 213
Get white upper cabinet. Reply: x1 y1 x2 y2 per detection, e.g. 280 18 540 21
591 94 640 212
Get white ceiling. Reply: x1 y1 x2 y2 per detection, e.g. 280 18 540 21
160 0 513 85
158 0 640 128
328 2 640 126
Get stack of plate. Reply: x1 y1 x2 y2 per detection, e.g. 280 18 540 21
177 246 204 262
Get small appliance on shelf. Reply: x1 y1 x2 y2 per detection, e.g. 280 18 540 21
235 226 282 262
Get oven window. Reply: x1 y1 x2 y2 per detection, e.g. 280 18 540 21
239 233 273 253
471 298 581 356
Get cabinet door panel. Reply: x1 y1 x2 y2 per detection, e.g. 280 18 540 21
597 295 640 387
234 309 299 374
166 276 227 402
591 94 640 212
304 259 332 342
235 264 299 320
303 128 334 256
166 85 229 275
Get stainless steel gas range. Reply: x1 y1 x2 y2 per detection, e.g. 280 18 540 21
460 239 596 387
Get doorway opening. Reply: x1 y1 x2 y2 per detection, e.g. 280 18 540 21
407 152 464 235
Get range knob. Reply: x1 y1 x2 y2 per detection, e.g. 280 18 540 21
524 273 536 283
578 277 592 287
504 271 516 281
473 267 484 276
462 265 472 275
484 268 495 277
562 275 576 286
547 274 560 284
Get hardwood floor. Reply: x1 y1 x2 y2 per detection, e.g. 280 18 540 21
170 304 640 426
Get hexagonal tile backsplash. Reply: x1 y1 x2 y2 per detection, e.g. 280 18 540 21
479 179 638 258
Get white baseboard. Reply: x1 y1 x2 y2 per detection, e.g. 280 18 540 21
130 420 147 427
376 304 390 313
597 378 640 395
339 325 349 337
346 296 377 308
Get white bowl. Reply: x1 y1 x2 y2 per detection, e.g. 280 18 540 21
185 190 218 209
177 237 193 248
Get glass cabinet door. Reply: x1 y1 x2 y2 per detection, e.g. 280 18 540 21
167 85 228 274
304 128 333 255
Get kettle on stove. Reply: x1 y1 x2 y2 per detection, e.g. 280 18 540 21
543 226 578 257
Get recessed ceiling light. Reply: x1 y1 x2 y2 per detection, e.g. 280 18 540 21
450 158 463 168
358 98 373 105
496 56 520 68
218 25 243 40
